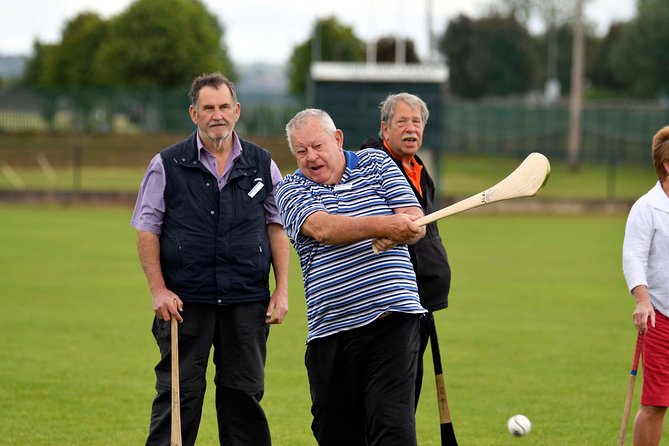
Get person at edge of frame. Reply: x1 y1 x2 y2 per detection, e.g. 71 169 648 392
276 108 428 446
130 72 290 446
622 125 669 446
361 92 451 408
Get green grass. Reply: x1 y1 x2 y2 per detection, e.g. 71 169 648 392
0 166 148 191
0 154 658 200
0 205 652 445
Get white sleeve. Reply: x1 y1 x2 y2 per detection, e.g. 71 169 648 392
622 198 653 294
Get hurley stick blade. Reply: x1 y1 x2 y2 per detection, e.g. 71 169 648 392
416 152 551 226
371 153 550 253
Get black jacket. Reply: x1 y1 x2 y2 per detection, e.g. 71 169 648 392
159 132 274 305
361 137 451 311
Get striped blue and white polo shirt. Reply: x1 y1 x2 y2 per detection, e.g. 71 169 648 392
277 148 426 343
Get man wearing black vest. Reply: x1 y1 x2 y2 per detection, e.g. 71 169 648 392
131 72 290 446
361 92 451 408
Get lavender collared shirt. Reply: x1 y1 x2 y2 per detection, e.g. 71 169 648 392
131 131 283 235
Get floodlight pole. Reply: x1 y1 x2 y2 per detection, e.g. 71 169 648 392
426 0 435 63
567 0 584 171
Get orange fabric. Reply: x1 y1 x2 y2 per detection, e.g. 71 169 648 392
383 140 423 198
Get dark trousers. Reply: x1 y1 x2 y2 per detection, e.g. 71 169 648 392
145 302 271 446
305 313 421 446
414 311 434 408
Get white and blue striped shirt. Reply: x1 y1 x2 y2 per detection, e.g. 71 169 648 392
277 149 426 343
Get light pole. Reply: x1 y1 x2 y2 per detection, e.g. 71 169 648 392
567 0 584 170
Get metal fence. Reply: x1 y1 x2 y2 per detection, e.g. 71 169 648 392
0 86 299 137
443 100 669 164
2 86 668 165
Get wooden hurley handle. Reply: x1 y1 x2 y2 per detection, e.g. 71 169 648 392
171 301 182 446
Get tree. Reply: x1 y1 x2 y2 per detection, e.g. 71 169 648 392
21 0 235 88
439 14 538 98
48 12 108 86
586 22 628 95
374 36 420 63
533 23 593 93
610 0 669 97
92 0 234 87
21 41 57 86
287 17 366 97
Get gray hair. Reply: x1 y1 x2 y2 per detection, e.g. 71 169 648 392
378 93 429 137
188 72 238 106
285 108 337 152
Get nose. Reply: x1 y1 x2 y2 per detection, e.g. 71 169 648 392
212 107 224 120
305 148 318 161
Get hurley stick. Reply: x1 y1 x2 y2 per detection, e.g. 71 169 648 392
171 300 182 446
429 323 458 446
617 333 643 446
415 152 550 227
372 153 550 253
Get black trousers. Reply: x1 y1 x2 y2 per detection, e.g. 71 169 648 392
145 302 271 446
305 313 421 446
414 311 435 408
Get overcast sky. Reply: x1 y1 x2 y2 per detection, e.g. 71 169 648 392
0 0 637 65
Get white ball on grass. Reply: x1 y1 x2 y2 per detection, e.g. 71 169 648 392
507 414 531 436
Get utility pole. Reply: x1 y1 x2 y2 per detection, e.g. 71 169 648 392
395 35 406 64
567 0 584 170
426 0 435 63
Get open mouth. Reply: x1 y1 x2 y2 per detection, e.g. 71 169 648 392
402 133 418 143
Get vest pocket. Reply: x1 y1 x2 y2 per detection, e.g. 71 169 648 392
159 233 184 285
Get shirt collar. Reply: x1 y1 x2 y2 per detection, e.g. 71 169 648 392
382 139 419 167
195 130 242 161
649 181 669 213
344 150 359 170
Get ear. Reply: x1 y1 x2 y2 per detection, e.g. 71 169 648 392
380 121 390 140
235 102 241 119
188 105 197 125
335 129 344 149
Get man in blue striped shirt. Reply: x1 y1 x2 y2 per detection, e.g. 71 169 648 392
276 108 427 446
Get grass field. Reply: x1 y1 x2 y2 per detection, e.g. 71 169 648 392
0 204 650 445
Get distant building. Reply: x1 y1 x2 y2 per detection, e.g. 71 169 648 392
308 61 447 151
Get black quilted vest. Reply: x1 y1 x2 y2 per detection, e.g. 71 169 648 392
159 132 273 305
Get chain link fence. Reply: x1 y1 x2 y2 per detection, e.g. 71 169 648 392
2 87 668 165
444 99 669 164
0 86 299 137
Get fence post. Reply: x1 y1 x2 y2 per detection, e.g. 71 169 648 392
607 145 617 199
73 144 82 192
